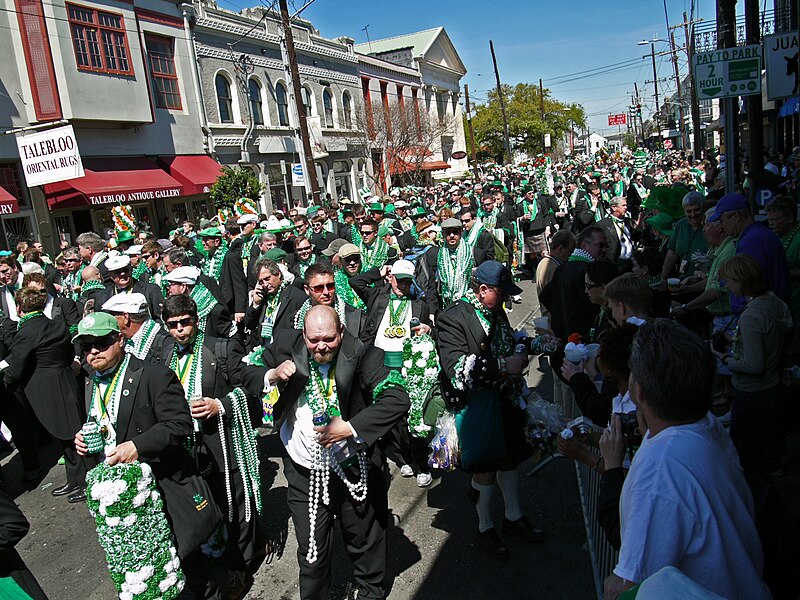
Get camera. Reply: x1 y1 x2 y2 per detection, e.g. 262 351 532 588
618 412 643 450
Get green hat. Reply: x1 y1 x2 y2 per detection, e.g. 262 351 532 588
306 205 320 218
369 202 385 213
116 230 135 243
264 248 287 262
410 206 427 218
377 224 391 237
383 203 396 214
645 213 674 236
197 227 223 238
72 312 120 343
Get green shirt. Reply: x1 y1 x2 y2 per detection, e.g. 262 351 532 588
782 224 800 317
705 236 734 316
668 217 708 276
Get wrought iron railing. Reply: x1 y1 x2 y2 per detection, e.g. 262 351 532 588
693 9 794 53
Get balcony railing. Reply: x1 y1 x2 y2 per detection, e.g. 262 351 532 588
693 9 794 53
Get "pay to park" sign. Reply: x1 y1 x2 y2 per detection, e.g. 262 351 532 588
692 44 762 100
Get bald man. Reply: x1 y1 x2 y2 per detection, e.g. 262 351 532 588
245 304 410 600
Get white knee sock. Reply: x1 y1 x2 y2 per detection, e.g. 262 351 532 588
496 469 523 522
471 479 495 532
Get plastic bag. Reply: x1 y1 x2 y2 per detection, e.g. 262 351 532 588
524 395 568 463
428 411 460 471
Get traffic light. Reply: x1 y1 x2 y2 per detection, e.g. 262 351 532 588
636 104 642 118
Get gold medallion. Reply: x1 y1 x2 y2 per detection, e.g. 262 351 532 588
395 326 406 338
100 425 108 438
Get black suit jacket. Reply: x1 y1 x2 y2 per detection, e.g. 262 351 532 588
471 228 496 266
96 280 165 320
573 195 601 233
216 243 248 314
539 261 599 342
0 489 48 600
436 299 504 383
349 268 432 345
249 329 410 458
596 217 637 262
244 283 307 349
4 316 84 440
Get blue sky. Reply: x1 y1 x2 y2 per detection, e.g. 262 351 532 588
218 0 727 135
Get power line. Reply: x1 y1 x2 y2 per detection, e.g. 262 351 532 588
544 57 644 84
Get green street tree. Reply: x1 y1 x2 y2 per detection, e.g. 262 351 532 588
469 83 586 160
209 166 263 211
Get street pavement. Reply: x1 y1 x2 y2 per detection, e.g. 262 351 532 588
1 280 596 599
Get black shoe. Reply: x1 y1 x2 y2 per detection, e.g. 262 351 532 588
52 483 80 497
502 516 546 543
477 528 508 557
67 488 87 503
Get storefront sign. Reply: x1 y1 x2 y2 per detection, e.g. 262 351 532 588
764 32 799 100
88 187 182 205
16 124 85 187
692 45 762 99
291 163 304 186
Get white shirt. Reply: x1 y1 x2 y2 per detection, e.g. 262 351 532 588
279 363 333 470
88 368 125 454
614 412 770 599
374 296 412 353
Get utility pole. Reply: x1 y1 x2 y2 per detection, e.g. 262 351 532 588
744 0 764 174
279 0 320 205
634 82 644 146
489 40 511 164
648 42 662 145
668 29 688 152
464 84 480 180
684 11 704 155
539 78 547 154
718 0 738 193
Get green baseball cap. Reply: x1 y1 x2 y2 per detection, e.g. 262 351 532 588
197 227 223 238
72 312 120 342
264 248 287 262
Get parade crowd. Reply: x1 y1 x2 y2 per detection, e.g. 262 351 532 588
0 144 799 600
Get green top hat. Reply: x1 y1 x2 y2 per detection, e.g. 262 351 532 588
197 227 223 238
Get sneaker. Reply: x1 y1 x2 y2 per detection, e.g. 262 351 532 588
501 516 546 543
416 472 432 487
512 295 523 304
399 464 414 477
477 528 508 557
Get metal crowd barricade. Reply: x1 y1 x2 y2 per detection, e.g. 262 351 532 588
563 390 620 599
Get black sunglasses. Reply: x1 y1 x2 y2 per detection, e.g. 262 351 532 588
309 282 336 293
166 317 194 329
81 334 118 353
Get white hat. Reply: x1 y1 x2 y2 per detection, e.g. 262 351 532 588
105 254 131 272
389 188 401 197
390 259 415 280
448 185 461 193
165 266 200 285
102 292 148 314
394 200 408 208
236 213 258 225
125 245 143 255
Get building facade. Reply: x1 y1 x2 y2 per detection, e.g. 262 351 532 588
191 0 369 212
1 0 224 252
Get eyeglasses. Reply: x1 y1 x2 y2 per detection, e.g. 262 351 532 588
296 245 312 252
166 317 194 329
80 335 117 353
461 217 473 223
444 229 461 237
140 254 151 260
585 282 601 290
64 258 80 263
361 230 376 236
344 256 361 264
309 282 336 293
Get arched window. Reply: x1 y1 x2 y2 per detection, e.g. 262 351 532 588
301 86 313 117
322 89 334 128
249 78 264 126
342 91 353 129
215 73 233 123
276 82 289 127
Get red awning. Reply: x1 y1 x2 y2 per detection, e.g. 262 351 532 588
44 158 184 209
0 185 20 214
159 155 223 196
388 148 451 176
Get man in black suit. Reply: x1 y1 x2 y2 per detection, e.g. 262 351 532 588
161 295 262 598
539 226 608 410
421 218 475 317
244 258 307 350
572 183 605 233
285 236 319 282
308 211 339 253
436 262 544 556
165 266 233 339
596 196 636 264
198 227 248 325
94 254 164 320
460 209 495 266
250 305 410 600
0 256 25 322
2 287 89 502
292 262 364 338
73 311 219 596
162 247 225 307
76 232 111 284
102 292 169 364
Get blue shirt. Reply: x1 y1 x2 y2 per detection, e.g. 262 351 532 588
731 221 791 314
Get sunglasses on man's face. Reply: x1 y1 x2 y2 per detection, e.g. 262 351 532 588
296 245 312 252
81 335 118 353
166 317 194 329
309 282 336 293
361 230 376 236
444 229 461 237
